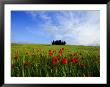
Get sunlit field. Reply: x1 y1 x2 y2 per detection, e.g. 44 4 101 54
11 43 100 77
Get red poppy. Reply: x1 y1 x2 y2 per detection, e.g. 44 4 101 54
62 58 67 64
62 48 64 50
51 56 57 65
59 49 63 54
49 51 53 56
57 55 60 60
52 61 57 65
71 58 78 64
52 56 57 62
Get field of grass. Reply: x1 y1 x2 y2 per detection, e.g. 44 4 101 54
11 43 100 77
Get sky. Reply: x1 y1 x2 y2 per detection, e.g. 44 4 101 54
11 10 100 46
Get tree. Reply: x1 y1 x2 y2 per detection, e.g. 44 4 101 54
51 40 66 45
64 41 66 45
52 40 55 45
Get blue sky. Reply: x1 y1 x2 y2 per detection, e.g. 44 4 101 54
11 10 100 45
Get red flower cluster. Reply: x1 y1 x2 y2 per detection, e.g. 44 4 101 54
49 48 80 66
71 58 78 64
62 58 68 64
51 56 68 65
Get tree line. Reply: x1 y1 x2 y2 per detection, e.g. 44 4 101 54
52 40 66 45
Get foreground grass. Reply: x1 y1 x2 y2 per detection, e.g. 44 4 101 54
11 44 100 77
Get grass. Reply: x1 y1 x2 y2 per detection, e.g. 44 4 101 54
11 44 100 77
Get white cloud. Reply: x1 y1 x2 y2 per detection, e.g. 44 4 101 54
26 11 52 24
26 11 100 46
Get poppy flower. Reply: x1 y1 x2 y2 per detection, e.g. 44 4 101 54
71 58 78 64
52 56 57 62
62 48 64 50
51 56 57 65
57 55 60 60
62 58 67 64
49 51 53 56
52 61 57 65
59 49 63 54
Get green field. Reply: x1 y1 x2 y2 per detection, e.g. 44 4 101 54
11 43 100 77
